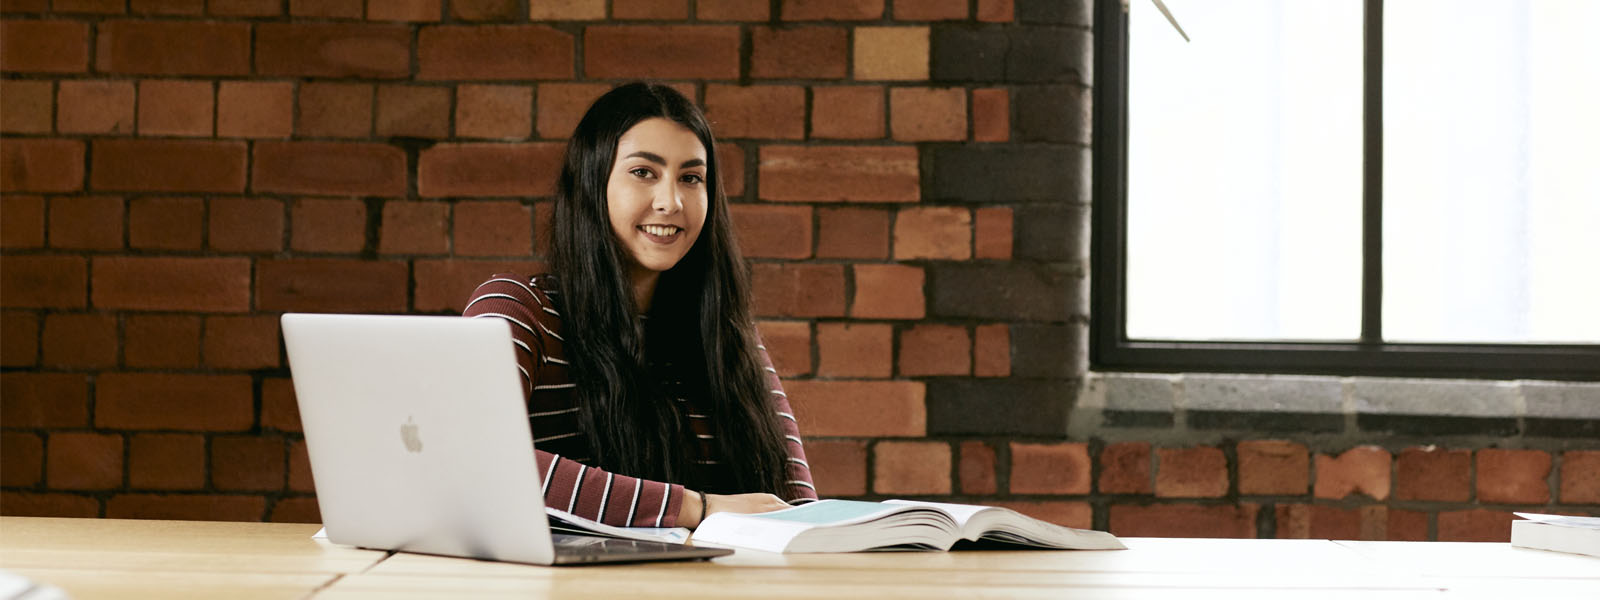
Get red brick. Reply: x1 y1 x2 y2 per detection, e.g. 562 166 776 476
1438 509 1514 542
751 263 846 318
1559 450 1600 504
894 0 964 20
719 143 746 197
375 84 450 139
256 258 409 313
205 315 280 369
96 373 253 431
261 378 302 433
698 0 768 20
290 0 361 17
368 0 440 21
212 435 286 492
811 85 884 140
898 324 969 377
614 0 686 19
454 200 533 256
40 313 117 368
1388 508 1428 541
959 440 997 495
851 264 924 319
129 196 204 250
1110 504 1259 539
890 87 966 142
125 315 200 368
418 143 563 198
270 497 322 523
704 85 805 140
0 311 39 367
976 0 1013 22
456 84 532 139
760 146 919 203
0 492 99 518
449 0 516 20
46 432 123 491
755 320 812 377
1238 440 1309 496
1099 441 1152 494
209 0 280 16
974 206 1013 259
210 197 284 252
380 200 450 255
217 81 293 138
814 322 892 378
297 82 373 138
534 82 609 140
256 23 411 78
48 195 125 250
0 256 85 308
0 0 48 10
133 0 204 14
0 20 90 73
1395 446 1471 502
1 433 43 487
1 196 44 249
989 501 1092 529
1010 442 1090 495
784 380 924 437
1156 446 1228 498
412 259 543 313
0 80 51 134
56 80 135 135
529 0 603 19
0 372 89 427
972 88 1009 142
815 207 889 259
129 433 205 490
585 26 740 80
1 139 85 192
874 440 950 494
92 257 251 312
96 20 249 75
894 206 971 260
418 25 572 80
252 141 407 197
289 439 313 492
854 27 929 81
534 202 554 256
973 323 1010 377
803 439 867 496
1275 504 1365 540
290 197 366 253
782 0 882 20
136 79 212 137
1476 449 1551 504
1314 446 1391 501
106 494 266 522
750 26 847 80
730 204 812 259
90 139 247 193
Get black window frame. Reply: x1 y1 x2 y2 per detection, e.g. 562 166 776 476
1090 0 1600 381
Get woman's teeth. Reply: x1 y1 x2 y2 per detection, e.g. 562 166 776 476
642 225 678 236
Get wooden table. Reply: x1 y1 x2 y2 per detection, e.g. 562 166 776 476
2 517 1596 599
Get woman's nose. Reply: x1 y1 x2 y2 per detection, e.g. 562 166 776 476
652 183 682 213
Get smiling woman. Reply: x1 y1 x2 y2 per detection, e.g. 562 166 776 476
460 83 818 530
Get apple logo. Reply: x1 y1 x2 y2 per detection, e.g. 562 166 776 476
400 416 423 453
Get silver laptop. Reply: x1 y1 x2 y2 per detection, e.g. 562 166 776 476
281 313 732 565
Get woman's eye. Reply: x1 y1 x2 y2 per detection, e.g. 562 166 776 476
681 173 704 185
630 168 655 179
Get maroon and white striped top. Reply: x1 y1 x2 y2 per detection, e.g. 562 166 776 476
462 273 818 528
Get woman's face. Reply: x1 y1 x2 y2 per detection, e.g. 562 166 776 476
606 117 710 278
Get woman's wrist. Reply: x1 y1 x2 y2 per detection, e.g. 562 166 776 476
678 487 708 528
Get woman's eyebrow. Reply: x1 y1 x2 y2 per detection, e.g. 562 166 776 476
623 151 705 170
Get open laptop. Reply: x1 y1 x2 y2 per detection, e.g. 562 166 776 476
281 313 732 565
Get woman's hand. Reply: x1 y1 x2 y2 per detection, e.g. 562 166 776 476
680 491 790 528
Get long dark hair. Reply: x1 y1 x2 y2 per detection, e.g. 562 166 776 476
550 82 791 498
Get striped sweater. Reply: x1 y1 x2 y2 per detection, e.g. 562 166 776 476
462 273 819 528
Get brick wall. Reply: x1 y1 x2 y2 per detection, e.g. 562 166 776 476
2 0 1595 538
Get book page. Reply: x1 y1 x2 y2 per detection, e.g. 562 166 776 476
744 499 906 526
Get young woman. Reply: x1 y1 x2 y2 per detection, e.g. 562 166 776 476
462 83 817 529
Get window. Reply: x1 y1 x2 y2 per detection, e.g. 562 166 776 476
1091 0 1600 380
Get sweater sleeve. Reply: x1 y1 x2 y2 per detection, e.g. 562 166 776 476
755 335 820 502
463 274 688 527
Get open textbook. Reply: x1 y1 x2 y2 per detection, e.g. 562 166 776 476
312 508 690 545
690 499 1126 553
1511 513 1600 559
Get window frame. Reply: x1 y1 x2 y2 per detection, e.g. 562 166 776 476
1089 0 1600 381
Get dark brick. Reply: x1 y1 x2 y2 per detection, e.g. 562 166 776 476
1013 84 1090 144
1525 418 1600 438
1101 410 1174 429
1014 204 1089 262
929 263 1079 321
1190 411 1345 433
925 145 1087 203
1357 415 1519 437
929 27 1006 83
1015 0 1090 25
1009 323 1083 378
927 379 1072 436
1008 28 1089 84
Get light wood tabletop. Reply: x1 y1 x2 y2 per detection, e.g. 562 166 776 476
1 516 1596 599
